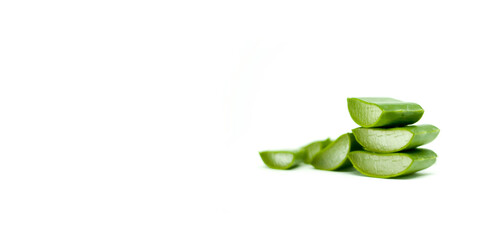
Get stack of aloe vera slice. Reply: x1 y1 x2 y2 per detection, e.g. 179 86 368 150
347 98 439 178
259 97 439 178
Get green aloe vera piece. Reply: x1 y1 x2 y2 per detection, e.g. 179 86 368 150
301 138 332 164
259 149 305 170
347 97 424 127
311 133 361 170
348 149 437 178
352 124 440 153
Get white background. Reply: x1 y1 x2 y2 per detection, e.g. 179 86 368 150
1 1 479 239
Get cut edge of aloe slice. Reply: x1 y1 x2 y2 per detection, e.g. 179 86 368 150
311 133 360 171
302 138 332 164
352 127 412 153
347 97 424 127
347 98 384 127
259 150 299 170
348 149 437 178
352 124 440 153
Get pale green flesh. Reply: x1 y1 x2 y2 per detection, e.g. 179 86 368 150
259 151 295 169
347 98 382 127
350 152 412 176
353 128 413 153
302 139 332 164
311 134 350 170
270 153 294 166
348 149 437 178
304 143 321 162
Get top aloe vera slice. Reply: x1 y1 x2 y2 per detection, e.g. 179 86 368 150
352 124 440 153
301 138 332 164
310 133 361 170
347 97 424 127
259 149 305 170
348 148 437 178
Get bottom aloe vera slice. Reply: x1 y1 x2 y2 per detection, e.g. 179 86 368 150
311 133 361 170
259 150 304 170
302 138 332 164
352 124 440 153
348 149 437 178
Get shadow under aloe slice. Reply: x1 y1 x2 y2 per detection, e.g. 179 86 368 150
348 148 437 178
352 124 440 153
301 138 332 164
259 150 305 170
311 133 361 170
347 97 424 127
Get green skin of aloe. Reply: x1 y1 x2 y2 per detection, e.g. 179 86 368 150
259 149 305 170
352 124 440 153
310 133 362 170
301 138 332 164
348 148 437 178
347 97 424 128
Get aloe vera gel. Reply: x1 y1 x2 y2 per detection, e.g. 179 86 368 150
302 138 332 164
311 133 361 170
259 150 305 170
259 97 439 178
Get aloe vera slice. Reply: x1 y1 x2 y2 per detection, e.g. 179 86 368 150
347 97 424 127
259 150 305 170
352 124 440 153
311 133 361 170
348 149 436 178
301 138 332 164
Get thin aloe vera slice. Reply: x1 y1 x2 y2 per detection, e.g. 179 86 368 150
301 138 332 164
348 149 436 178
347 97 424 127
311 133 361 170
259 150 305 170
352 124 440 153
